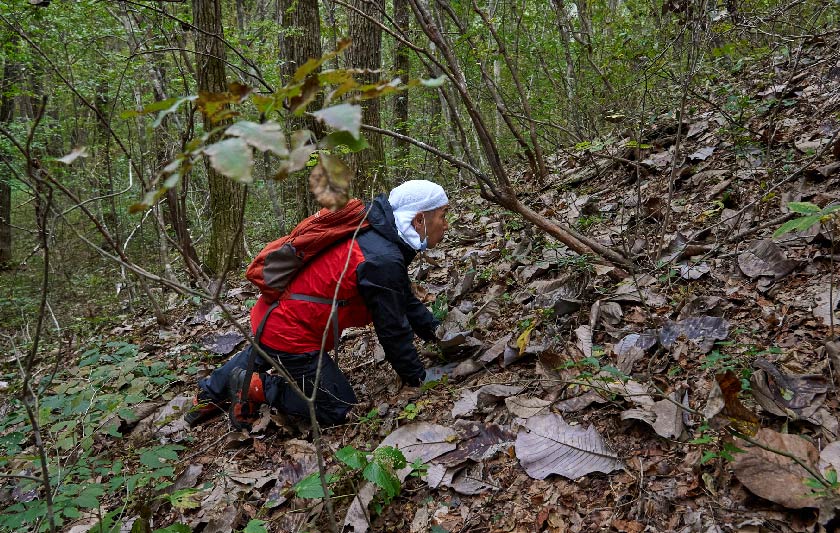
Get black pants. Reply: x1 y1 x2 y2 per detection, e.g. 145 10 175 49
199 345 357 426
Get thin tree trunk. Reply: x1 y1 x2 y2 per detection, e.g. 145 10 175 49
393 0 411 167
280 0 322 222
348 0 386 196
193 0 247 276
0 40 17 267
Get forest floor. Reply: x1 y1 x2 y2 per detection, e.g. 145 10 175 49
4 34 840 533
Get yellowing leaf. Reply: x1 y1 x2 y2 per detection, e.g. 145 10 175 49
309 154 352 210
516 323 536 355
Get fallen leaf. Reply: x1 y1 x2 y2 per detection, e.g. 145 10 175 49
505 395 552 419
732 428 820 509
737 239 799 280
452 384 524 418
688 146 715 161
201 332 244 355
750 358 829 421
703 372 759 436
514 413 624 480
659 315 729 353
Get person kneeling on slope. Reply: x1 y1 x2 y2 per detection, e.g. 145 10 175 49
185 180 449 430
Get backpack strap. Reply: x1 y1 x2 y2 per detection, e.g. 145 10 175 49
288 293 349 363
240 299 281 404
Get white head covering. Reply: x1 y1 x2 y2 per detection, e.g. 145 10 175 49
388 180 449 250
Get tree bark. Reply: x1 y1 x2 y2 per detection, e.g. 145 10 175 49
0 40 17 267
393 0 411 167
192 0 246 276
280 0 322 222
348 0 386 196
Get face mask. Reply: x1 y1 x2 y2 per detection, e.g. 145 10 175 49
419 216 429 251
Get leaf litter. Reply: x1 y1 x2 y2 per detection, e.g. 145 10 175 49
32 34 840 533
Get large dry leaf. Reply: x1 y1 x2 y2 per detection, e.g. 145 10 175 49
737 239 799 280
750 358 829 420
514 413 624 480
659 315 729 353
201 332 244 355
344 423 457 533
732 428 820 509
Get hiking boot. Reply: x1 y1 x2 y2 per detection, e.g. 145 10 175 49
184 391 227 427
228 368 267 431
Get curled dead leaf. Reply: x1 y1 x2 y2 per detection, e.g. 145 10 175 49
309 154 351 210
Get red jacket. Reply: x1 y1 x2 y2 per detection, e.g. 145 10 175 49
249 194 438 385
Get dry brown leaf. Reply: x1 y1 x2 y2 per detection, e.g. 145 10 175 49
514 413 624 480
732 428 820 509
750 358 829 420
704 372 759 436
505 395 552 419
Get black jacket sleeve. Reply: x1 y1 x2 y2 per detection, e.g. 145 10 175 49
406 291 439 342
357 258 426 386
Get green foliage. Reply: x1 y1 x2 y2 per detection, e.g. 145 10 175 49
397 401 429 421
774 202 840 238
431 293 449 322
293 444 423 515
0 341 185 531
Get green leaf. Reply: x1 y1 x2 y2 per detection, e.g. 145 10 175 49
362 461 400 498
243 519 268 533
420 75 447 87
226 121 288 157
293 472 337 498
312 104 362 140
336 446 368 470
373 446 407 470
203 138 254 183
74 484 104 508
167 488 201 510
787 202 820 214
823 204 840 215
773 215 821 237
321 130 369 153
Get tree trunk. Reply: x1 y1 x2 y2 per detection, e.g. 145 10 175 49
348 0 386 197
393 0 410 169
0 42 17 268
192 0 246 276
280 0 322 222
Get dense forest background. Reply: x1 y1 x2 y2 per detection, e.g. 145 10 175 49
2 0 840 531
